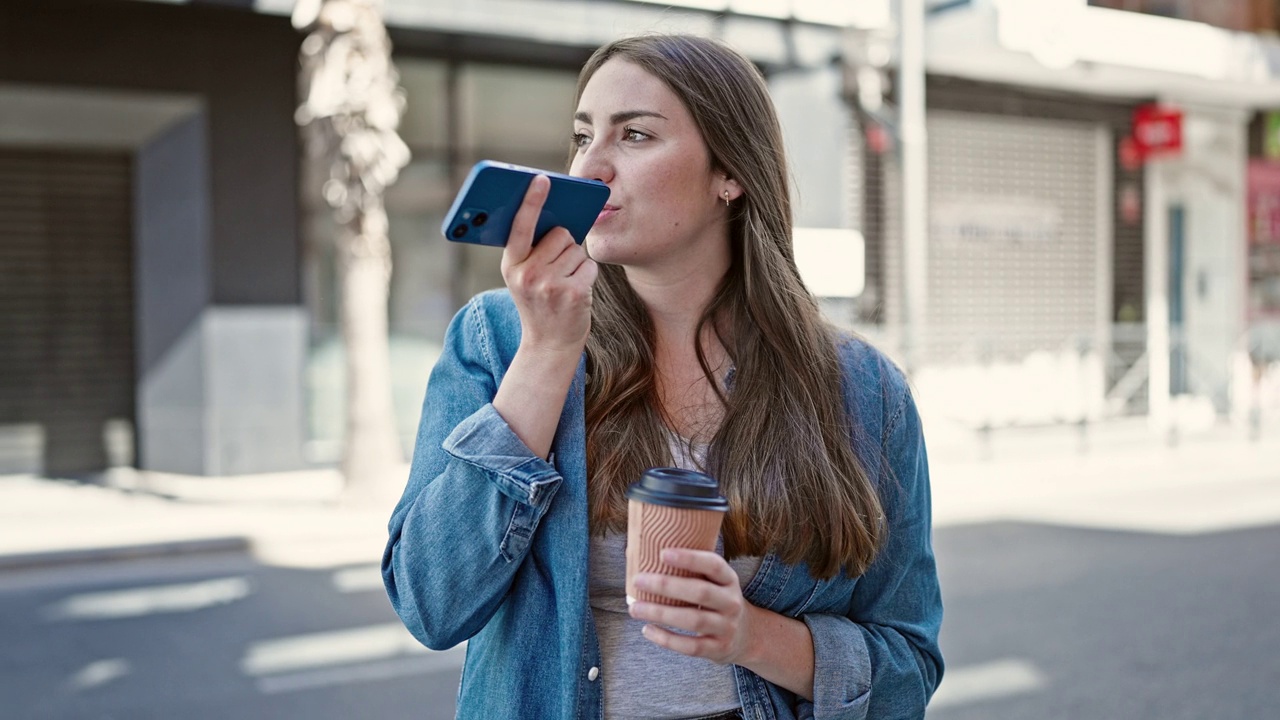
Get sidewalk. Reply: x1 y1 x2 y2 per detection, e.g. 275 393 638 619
0 467 405 571
1 419 1278 573
928 417 1280 534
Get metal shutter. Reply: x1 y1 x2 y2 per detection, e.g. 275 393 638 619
0 148 135 476
926 110 1102 364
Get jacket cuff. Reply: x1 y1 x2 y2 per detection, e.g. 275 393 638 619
803 612 872 720
441 403 562 511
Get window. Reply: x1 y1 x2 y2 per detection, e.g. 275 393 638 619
302 58 579 459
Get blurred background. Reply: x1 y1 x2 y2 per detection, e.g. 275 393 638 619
1 0 1278 718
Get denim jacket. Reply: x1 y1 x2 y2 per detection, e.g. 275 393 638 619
383 289 944 720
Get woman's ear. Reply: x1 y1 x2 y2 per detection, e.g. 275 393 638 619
719 176 744 204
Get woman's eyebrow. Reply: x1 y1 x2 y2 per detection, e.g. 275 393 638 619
573 110 668 124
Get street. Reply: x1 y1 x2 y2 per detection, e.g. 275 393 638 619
2 518 1277 719
0 552 461 720
4 2 1280 720
931 521 1280 719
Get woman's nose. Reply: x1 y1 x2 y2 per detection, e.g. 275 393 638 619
571 142 613 184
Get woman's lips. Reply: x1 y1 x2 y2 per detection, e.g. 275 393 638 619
596 204 619 223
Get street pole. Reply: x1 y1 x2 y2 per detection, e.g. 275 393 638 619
899 0 928 377
1145 160 1173 442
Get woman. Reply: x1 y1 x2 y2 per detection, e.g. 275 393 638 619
383 34 943 720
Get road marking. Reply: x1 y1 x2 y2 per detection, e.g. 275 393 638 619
256 648 467 694
65 658 131 692
44 577 250 621
331 565 383 593
930 658 1047 710
241 622 452 676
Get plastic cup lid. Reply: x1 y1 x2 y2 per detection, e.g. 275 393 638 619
624 467 729 511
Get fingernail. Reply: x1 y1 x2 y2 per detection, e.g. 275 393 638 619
660 549 676 563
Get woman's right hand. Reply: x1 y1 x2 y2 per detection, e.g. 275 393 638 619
500 175 599 355
492 175 598 458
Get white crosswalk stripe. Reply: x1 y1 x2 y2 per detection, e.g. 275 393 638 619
930 658 1047 711
257 650 466 694
44 577 250 621
241 622 465 694
331 565 383 593
65 658 131 692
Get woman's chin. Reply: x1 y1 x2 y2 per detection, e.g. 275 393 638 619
584 235 619 263
585 234 654 268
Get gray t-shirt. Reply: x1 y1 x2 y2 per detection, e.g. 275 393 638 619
588 436 763 720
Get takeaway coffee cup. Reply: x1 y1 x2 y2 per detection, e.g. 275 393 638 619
625 467 730 607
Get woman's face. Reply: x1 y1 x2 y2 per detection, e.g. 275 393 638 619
569 58 733 270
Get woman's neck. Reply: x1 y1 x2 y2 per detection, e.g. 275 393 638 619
623 235 731 351
621 261 733 442
631 272 723 355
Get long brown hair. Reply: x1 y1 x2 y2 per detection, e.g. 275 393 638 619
578 35 884 579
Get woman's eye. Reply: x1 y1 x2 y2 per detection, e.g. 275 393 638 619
570 132 591 149
624 128 649 142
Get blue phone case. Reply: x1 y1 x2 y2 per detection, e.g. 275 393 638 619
441 160 610 247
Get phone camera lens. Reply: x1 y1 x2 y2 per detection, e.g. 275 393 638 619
451 224 468 239
472 212 488 227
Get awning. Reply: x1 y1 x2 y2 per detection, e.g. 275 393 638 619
926 0 1280 109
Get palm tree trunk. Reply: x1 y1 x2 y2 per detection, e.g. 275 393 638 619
293 0 410 497
338 196 401 497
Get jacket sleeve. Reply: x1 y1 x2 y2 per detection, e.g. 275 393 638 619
800 383 945 720
382 296 564 651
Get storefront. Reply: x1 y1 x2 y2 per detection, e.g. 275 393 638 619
856 74 1140 428
1244 158 1280 424
301 55 589 460
0 0 304 476
1143 105 1250 430
0 0 861 475
911 0 1280 434
917 106 1114 427
294 4 857 461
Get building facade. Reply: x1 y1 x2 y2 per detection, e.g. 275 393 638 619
908 0 1280 437
1 0 861 476
860 75 1144 429
1 0 305 476
5 0 1278 477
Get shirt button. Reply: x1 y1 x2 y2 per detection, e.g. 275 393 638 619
587 666 600 682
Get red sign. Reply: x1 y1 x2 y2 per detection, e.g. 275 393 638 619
865 122 892 155
1119 182 1142 225
1246 160 1280 319
1249 160 1280 247
1118 136 1143 171
1132 103 1183 158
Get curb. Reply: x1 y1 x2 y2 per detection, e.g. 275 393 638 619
0 536 252 573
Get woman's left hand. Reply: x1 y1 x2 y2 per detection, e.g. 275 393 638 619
629 548 756 666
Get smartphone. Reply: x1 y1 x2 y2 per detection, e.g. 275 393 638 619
441 160 610 247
